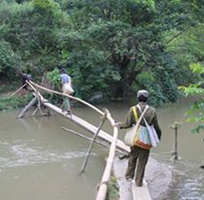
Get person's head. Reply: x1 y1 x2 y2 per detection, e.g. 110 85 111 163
137 89 149 102
60 68 66 74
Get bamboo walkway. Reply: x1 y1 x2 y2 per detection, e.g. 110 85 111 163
42 100 129 153
132 181 151 200
18 81 152 200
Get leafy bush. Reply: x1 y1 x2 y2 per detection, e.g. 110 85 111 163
1 0 204 106
0 94 33 111
179 63 204 134
0 40 21 80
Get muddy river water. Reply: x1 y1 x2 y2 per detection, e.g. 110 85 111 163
0 97 203 200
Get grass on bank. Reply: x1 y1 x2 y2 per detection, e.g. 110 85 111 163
0 93 33 111
107 175 119 200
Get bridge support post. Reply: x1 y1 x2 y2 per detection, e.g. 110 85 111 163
18 96 38 118
170 121 181 162
81 111 107 173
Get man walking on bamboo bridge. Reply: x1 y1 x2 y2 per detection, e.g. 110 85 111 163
60 68 74 116
116 89 162 187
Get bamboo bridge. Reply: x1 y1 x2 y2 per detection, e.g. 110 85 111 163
18 80 152 200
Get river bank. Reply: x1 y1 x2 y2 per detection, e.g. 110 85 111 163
113 156 173 200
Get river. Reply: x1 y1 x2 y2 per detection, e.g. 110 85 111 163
0 97 203 200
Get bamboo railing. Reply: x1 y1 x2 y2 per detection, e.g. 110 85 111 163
96 110 119 200
24 81 121 200
29 80 104 115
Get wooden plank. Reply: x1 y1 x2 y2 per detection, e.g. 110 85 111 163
42 101 130 153
132 180 152 200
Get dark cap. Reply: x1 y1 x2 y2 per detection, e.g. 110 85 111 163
137 90 149 98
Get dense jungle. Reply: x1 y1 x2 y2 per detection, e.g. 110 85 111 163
0 0 203 132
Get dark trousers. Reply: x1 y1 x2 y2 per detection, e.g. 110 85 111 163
125 146 150 186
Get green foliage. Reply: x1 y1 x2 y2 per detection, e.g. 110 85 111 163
0 40 21 80
190 63 204 74
1 0 204 106
0 82 17 94
191 124 204 134
108 176 119 199
0 94 33 111
165 23 204 86
46 68 61 90
179 63 204 134
155 0 201 31
32 0 59 10
0 0 72 79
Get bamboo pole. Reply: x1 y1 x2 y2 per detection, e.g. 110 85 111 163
18 81 50 118
61 127 112 149
8 83 27 98
29 81 104 115
81 111 107 173
96 109 119 200
32 106 40 116
18 96 38 118
26 81 45 101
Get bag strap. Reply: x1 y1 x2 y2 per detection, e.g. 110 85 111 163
132 106 138 121
133 105 149 125
137 105 149 126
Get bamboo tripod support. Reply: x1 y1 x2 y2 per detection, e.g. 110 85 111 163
18 81 50 118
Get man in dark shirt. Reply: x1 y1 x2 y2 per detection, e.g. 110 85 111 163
21 71 31 90
20 70 31 95
116 90 161 187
